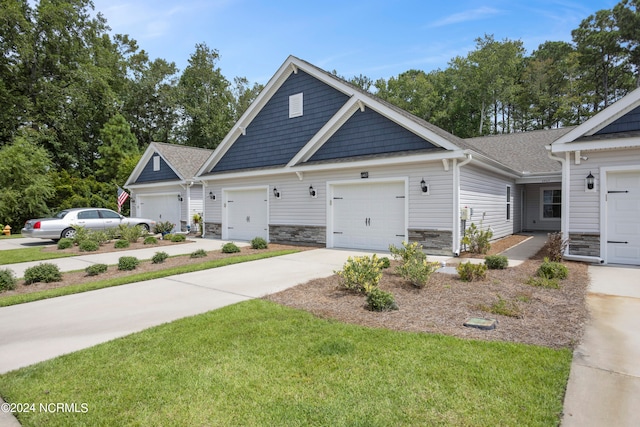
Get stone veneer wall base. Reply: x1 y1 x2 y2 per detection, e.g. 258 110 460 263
568 233 600 257
269 225 326 246
408 229 453 256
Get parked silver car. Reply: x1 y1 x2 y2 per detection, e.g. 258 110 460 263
22 208 157 241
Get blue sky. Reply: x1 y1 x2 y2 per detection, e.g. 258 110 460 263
92 0 617 85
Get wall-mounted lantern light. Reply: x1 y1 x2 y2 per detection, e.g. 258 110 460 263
177 194 183 202
309 185 317 198
586 172 595 190
420 178 428 193
273 187 281 199
209 191 216 200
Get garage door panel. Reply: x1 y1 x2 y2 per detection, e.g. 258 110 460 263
332 181 406 251
607 171 640 265
139 195 180 232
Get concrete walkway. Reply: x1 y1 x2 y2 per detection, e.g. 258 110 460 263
562 264 640 427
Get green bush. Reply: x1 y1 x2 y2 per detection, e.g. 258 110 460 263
105 227 120 241
87 230 109 245
71 225 90 245
251 237 268 249
485 255 509 270
118 256 139 271
57 238 73 250
152 252 169 264
537 258 568 280
118 224 145 243
114 239 130 249
380 257 391 269
222 242 241 253
366 287 399 312
456 262 488 282
0 268 17 292
171 234 186 242
79 239 100 252
190 249 207 258
545 232 568 262
162 233 174 241
85 264 108 276
24 263 62 285
397 256 440 288
335 255 383 294
389 241 426 263
526 276 561 289
461 222 493 254
144 236 158 245
480 295 523 318
154 221 174 234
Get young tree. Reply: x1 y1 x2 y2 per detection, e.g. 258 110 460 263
96 113 139 183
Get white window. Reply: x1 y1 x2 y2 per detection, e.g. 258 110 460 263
506 185 511 220
153 156 160 171
541 188 562 219
289 92 303 118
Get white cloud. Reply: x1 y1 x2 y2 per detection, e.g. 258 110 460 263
428 6 502 28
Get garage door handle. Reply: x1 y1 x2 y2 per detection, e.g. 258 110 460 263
608 240 628 244
333 232 343 234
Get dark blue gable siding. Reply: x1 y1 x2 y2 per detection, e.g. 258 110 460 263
211 70 349 172
135 153 179 183
596 105 640 134
308 108 438 162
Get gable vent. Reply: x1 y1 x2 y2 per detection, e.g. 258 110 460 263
289 92 303 118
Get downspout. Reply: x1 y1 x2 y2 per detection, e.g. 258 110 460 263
200 181 207 238
546 148 604 264
453 153 473 256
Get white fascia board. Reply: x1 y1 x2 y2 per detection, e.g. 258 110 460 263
515 174 562 184
126 180 187 190
551 136 640 153
126 142 185 185
553 86 640 146
198 150 467 183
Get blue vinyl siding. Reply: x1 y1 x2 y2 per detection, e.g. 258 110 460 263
211 70 349 172
308 108 438 162
596 105 640 134
135 154 179 183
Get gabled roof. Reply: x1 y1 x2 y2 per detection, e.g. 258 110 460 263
126 142 213 186
552 86 640 152
465 127 574 174
196 56 467 177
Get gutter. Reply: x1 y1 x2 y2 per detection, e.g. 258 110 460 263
452 153 473 256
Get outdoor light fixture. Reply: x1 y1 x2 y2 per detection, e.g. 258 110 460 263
309 185 317 197
420 178 428 193
586 172 595 190
177 194 183 202
273 187 280 199
209 191 216 200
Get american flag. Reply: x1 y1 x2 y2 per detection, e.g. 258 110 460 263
117 186 129 213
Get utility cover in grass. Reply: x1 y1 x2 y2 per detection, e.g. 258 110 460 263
464 317 497 330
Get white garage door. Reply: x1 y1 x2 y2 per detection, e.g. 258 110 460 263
225 188 268 241
331 181 406 251
138 195 180 232
607 171 640 265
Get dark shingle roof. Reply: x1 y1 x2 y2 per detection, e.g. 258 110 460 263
464 127 575 174
152 142 214 180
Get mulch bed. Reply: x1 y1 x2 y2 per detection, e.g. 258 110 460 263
266 239 589 349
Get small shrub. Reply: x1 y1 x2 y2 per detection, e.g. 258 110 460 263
335 255 383 293
162 233 174 241
171 234 186 242
389 241 426 263
380 257 391 269
114 239 130 249
57 238 73 250
0 269 17 292
366 287 399 312
190 249 207 258
152 251 169 264
397 257 440 288
154 221 174 234
526 276 560 289
105 227 119 241
222 242 241 253
457 262 488 282
480 294 523 318
24 263 62 285
545 232 568 262
251 237 268 249
87 230 109 245
144 236 158 245
118 256 139 271
461 222 493 254
71 225 90 245
118 224 145 243
79 239 100 252
537 257 568 280
485 255 509 270
85 264 108 276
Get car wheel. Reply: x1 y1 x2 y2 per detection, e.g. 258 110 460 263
61 228 76 239
140 224 150 232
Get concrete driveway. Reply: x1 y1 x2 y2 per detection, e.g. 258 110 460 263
562 264 640 427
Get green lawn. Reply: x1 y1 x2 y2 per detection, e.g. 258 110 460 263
1 300 572 426
0 246 75 265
